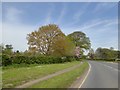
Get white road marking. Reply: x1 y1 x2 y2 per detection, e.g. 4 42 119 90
79 63 91 88
106 62 118 65
101 63 118 72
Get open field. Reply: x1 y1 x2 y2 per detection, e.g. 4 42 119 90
2 61 81 88
30 62 88 88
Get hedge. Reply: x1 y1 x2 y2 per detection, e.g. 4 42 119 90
2 55 78 66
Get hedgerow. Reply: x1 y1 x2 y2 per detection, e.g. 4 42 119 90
2 55 78 66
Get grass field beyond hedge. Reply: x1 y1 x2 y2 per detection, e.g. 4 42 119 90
2 61 81 88
30 62 88 88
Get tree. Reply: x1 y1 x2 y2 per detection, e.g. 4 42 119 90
95 47 118 60
67 31 91 57
52 37 75 56
67 31 91 49
88 48 94 59
27 24 74 56
110 47 114 50
95 48 102 59
118 51 120 59
0 44 4 53
3 44 13 55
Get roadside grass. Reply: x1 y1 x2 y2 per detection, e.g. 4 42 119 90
30 62 88 88
2 61 80 88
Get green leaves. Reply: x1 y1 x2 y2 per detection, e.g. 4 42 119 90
67 31 91 50
67 31 91 58
95 48 118 60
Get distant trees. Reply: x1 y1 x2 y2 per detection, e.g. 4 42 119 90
95 47 118 60
2 44 13 55
27 24 75 56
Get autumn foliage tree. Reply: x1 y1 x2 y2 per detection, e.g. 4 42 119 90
27 24 75 56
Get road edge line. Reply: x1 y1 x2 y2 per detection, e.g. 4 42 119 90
78 62 91 88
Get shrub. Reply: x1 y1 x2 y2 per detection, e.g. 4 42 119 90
2 55 78 66
2 54 12 66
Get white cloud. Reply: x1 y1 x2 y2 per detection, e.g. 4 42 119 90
4 7 23 23
73 11 83 20
63 18 118 50
2 7 37 51
2 22 36 52
93 3 117 14
65 3 90 26
44 10 52 24
56 3 67 24
44 4 55 25
74 18 117 32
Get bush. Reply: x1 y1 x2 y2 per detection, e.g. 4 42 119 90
2 55 78 66
2 54 12 66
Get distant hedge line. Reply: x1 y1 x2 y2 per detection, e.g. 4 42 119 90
2 55 79 66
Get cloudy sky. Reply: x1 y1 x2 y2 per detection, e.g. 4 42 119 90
2 2 118 51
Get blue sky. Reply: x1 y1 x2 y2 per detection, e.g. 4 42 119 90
2 2 118 51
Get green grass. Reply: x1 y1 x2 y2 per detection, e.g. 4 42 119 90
30 62 88 88
2 61 81 88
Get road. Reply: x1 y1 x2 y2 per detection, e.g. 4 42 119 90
81 61 118 88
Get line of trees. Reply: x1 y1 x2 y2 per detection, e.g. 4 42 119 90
88 47 120 61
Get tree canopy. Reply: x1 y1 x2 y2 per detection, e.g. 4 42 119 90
67 31 91 50
27 24 75 56
95 47 118 60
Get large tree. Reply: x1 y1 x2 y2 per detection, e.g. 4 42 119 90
67 31 91 57
67 31 91 49
27 24 75 56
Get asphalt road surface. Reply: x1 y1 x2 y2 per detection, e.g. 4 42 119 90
81 61 118 88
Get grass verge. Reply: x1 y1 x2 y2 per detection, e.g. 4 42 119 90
2 61 80 88
30 62 88 88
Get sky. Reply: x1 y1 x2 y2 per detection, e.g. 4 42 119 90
1 2 118 52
